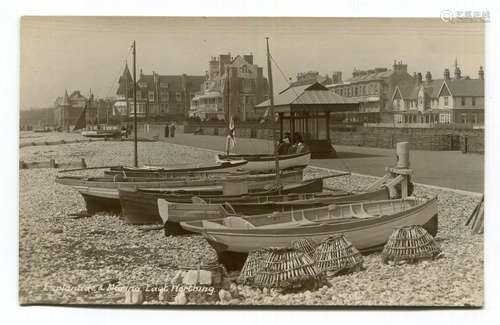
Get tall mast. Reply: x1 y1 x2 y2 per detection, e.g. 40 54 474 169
132 40 138 167
226 65 231 156
266 37 280 187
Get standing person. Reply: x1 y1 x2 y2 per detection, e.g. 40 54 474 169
170 121 176 138
164 121 170 138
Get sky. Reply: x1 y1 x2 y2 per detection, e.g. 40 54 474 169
20 16 484 110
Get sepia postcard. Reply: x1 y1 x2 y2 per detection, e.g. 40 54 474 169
19 16 485 308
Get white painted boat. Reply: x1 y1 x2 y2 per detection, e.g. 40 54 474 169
157 187 389 224
180 197 438 255
81 130 121 138
215 151 311 172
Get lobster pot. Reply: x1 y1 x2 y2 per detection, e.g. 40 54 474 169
237 249 270 285
313 235 364 276
382 225 441 263
200 260 227 286
292 238 317 257
253 247 321 290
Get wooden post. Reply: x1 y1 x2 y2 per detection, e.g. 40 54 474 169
325 111 330 140
279 113 284 139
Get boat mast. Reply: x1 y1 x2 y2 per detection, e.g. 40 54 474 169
132 40 138 167
266 37 280 187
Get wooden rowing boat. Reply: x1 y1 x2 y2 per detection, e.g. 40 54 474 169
215 151 311 173
156 187 389 234
56 168 303 214
118 178 325 226
180 197 438 270
81 130 121 138
104 160 248 177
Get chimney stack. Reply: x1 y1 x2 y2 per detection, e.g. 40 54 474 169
444 68 450 80
425 71 432 83
417 72 423 85
478 66 484 80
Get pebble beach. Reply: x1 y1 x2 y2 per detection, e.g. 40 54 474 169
19 132 484 307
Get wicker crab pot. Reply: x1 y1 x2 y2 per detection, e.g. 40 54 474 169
382 225 442 264
313 235 364 277
237 248 270 285
291 238 317 257
253 247 322 291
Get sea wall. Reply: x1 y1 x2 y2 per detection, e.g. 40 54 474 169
150 121 484 154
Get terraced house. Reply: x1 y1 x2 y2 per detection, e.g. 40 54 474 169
392 62 484 126
114 63 206 120
330 61 415 123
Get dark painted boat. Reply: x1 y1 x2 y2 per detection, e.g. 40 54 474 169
56 168 304 214
118 178 325 226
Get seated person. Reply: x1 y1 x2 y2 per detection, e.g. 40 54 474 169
277 138 291 155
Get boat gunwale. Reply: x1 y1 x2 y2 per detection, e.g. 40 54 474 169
181 197 438 236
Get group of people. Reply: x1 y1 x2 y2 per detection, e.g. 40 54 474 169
277 131 308 155
164 121 177 138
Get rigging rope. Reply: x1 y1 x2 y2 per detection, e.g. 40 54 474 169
104 46 133 99
270 53 353 188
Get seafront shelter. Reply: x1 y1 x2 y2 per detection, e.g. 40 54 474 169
255 82 359 158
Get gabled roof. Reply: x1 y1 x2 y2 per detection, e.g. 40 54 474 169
445 79 484 97
346 69 394 83
393 82 417 100
137 74 206 91
423 79 444 98
61 90 70 106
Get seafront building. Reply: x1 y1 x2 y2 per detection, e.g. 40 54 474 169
391 62 485 126
190 53 268 121
114 63 205 121
53 90 88 129
329 60 415 123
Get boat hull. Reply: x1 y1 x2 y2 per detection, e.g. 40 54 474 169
58 169 304 214
192 197 438 269
82 130 121 138
118 178 324 227
216 152 311 172
104 160 248 177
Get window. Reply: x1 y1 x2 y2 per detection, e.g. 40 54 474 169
395 99 401 110
363 86 366 95
176 92 182 102
444 96 449 107
461 113 467 124
461 97 466 106
472 97 476 106
354 87 358 96
472 114 478 124
148 91 155 103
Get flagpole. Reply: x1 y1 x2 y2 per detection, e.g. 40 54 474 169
132 40 138 167
266 37 280 188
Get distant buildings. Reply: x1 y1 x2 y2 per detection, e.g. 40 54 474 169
330 61 415 123
289 71 334 87
190 53 268 121
391 61 485 125
114 63 205 120
54 90 88 129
